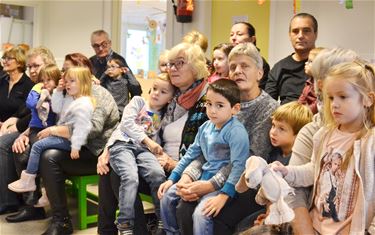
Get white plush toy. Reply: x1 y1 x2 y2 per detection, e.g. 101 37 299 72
236 156 295 225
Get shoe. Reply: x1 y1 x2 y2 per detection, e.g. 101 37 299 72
0 205 19 215
154 220 165 235
42 216 73 235
148 219 165 235
35 188 50 208
5 206 46 223
117 221 134 235
8 170 36 193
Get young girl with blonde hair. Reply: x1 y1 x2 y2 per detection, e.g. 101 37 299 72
8 67 95 193
273 60 375 234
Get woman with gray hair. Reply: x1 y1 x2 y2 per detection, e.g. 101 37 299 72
287 47 359 235
174 42 278 235
97 42 210 235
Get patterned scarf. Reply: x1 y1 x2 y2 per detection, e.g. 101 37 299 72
161 79 207 129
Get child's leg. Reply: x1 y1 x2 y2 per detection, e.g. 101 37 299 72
136 149 166 219
193 191 220 235
8 136 71 193
160 184 181 234
108 142 139 229
26 136 71 174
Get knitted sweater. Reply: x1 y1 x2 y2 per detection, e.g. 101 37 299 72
184 90 278 189
170 117 249 197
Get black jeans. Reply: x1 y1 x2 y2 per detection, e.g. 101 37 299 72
175 200 197 235
214 189 264 235
97 167 149 235
0 129 43 208
39 148 97 219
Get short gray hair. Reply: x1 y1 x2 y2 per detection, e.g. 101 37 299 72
228 42 263 69
311 47 358 82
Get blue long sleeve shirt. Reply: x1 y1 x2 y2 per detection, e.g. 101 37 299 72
169 117 249 197
26 83 56 128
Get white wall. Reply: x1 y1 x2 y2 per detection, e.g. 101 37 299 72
166 0 212 55
2 0 113 67
269 1 375 67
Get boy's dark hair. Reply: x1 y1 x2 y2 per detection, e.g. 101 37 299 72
208 79 240 107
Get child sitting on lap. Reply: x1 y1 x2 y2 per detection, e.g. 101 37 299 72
102 73 175 235
8 67 95 193
158 79 249 235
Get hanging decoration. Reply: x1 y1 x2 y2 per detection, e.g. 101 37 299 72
293 0 301 14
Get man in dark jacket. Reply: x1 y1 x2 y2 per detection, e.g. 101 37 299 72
89 29 131 80
265 13 318 105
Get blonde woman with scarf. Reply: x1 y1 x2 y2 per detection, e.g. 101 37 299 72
97 42 210 235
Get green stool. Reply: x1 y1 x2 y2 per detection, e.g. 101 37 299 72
67 175 99 230
66 175 155 230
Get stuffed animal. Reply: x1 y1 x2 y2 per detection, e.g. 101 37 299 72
236 156 295 225
36 88 51 127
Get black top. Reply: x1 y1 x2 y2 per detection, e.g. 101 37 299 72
265 54 307 105
89 50 131 80
259 56 270 90
0 65 6 80
0 73 34 122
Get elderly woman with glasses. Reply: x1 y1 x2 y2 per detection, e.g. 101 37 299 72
0 46 55 218
97 42 210 235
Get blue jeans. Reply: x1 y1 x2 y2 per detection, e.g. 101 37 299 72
160 184 219 235
109 141 166 226
26 136 71 174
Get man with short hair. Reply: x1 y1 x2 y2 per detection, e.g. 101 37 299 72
265 13 318 104
89 30 130 79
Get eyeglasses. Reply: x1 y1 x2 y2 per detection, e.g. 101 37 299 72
106 65 120 70
167 60 186 70
160 63 168 67
92 41 109 50
26 64 42 70
1 56 16 62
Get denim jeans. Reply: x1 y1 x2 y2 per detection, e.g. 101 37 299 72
109 141 165 226
26 136 71 174
160 184 219 235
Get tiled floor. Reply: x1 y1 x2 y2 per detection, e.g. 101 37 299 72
0 197 98 235
0 184 156 235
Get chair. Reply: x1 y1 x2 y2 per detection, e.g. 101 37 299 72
67 175 99 230
67 175 155 230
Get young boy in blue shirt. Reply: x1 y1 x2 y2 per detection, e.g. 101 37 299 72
158 79 249 235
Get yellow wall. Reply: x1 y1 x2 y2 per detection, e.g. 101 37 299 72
211 0 270 60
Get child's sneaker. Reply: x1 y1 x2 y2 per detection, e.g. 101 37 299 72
117 221 134 235
35 188 50 208
154 220 165 235
8 170 36 193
